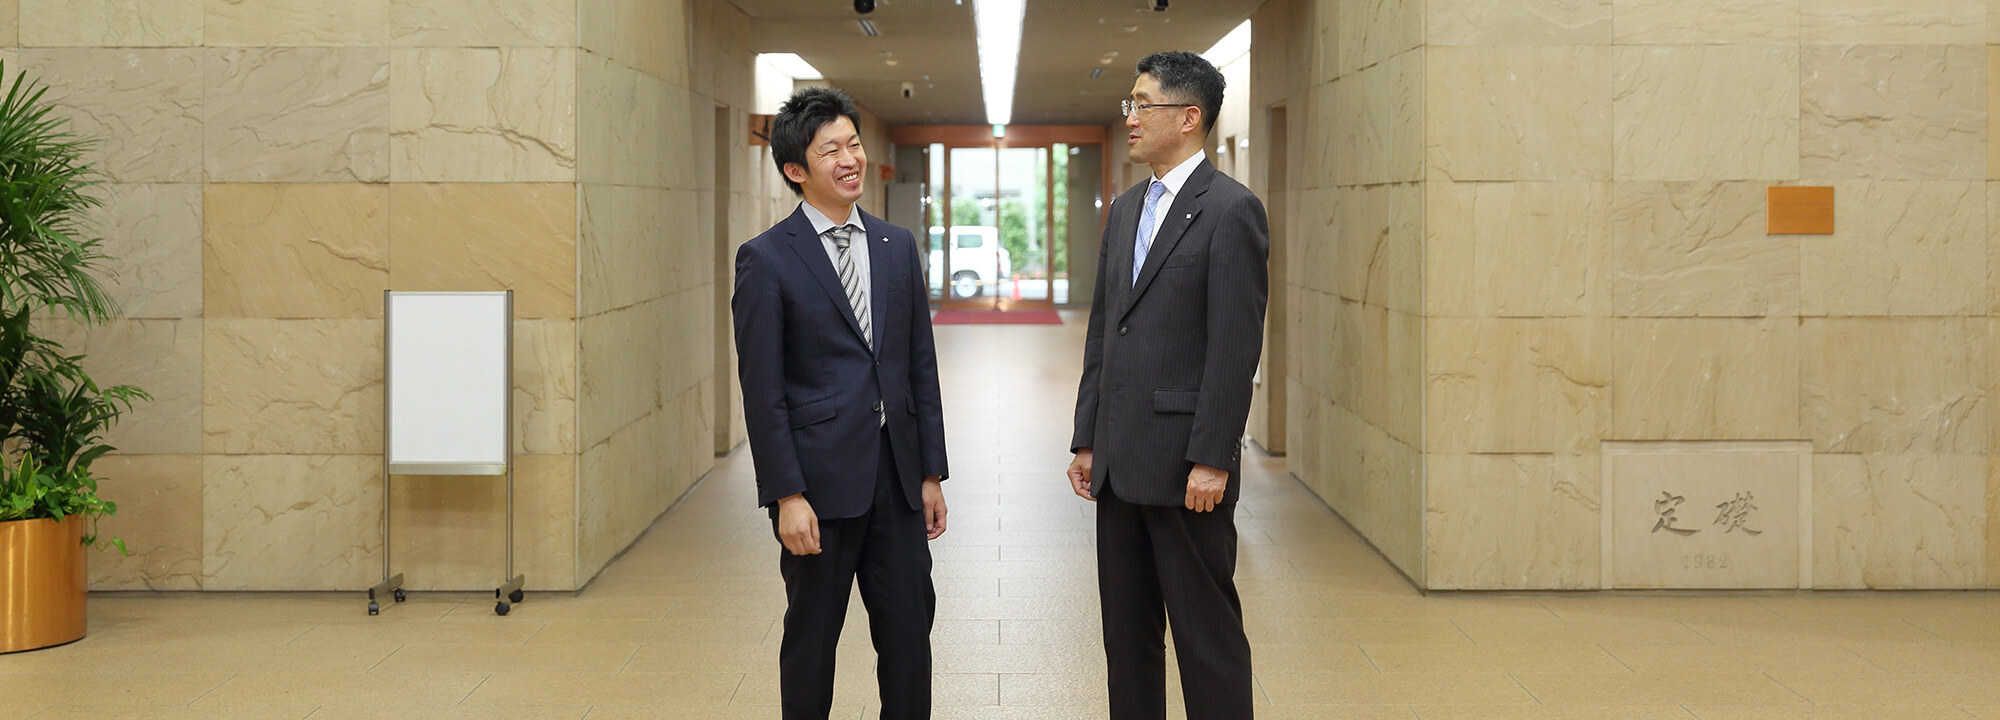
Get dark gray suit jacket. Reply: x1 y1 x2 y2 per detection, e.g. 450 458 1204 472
1071 157 1270 507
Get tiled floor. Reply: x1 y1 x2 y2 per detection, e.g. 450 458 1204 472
9 312 2000 719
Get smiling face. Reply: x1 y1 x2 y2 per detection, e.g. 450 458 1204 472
784 116 867 218
1125 72 1199 168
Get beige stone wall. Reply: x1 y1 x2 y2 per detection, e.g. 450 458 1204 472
1256 0 1997 590
1257 0 1428 583
0 0 764 591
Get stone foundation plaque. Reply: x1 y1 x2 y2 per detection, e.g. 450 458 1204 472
1603 441 1811 589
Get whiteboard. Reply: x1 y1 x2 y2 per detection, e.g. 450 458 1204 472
385 291 511 475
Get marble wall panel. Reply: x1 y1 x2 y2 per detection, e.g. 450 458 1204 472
203 320 383 455
1802 45 1985 181
579 184 670 315
201 454 382 590
391 0 575 48
24 48 202 184
1613 46 1800 181
34 319 202 456
1428 0 1611 45
1611 318 1801 441
1802 0 1984 45
19 0 200 47
1334 183 1423 314
1610 182 1797 317
1992 183 2000 315
90 455 202 590
1815 453 1987 588
1 0 14 46
1339 0 1421 76
580 0 688 84
1336 50 1422 186
513 453 577 591
386 183 577 319
514 319 577 456
578 299 663 449
1990 458 2000 588
205 48 390 182
390 48 578 182
91 183 202 320
1803 181 1984 317
205 0 389 46
1611 0 1798 45
1802 318 1986 454
1426 46 1612 181
1427 317 1610 454
1428 181 1610 318
578 52 668 188
204 183 389 319
1306 82 1336 193
577 408 664 577
1426 453 1600 589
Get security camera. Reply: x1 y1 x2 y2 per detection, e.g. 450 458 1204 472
855 0 875 14
900 81 915 99
1152 0 1168 10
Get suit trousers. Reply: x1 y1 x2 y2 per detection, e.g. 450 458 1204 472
1096 481 1254 720
776 430 935 720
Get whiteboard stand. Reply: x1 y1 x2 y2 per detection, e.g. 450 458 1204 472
370 291 525 616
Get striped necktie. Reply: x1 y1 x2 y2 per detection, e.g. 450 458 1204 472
830 226 872 351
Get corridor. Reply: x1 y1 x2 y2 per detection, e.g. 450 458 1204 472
5 317 2000 719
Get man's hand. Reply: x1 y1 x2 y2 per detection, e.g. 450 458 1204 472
776 494 821 555
1185 464 1228 512
1067 449 1096 501
922 477 948 540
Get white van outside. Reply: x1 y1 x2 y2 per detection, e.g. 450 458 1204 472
926 225 1013 299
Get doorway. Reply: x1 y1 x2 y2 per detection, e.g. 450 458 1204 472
896 126 1112 311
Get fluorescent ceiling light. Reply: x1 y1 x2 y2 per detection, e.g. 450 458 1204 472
974 0 1024 126
759 53 822 80
1201 20 1251 67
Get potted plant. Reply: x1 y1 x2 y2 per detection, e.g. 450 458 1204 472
0 60 147 654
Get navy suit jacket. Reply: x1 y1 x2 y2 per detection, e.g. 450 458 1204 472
733 206 949 519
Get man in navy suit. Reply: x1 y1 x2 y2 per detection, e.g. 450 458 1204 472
1069 52 1268 720
732 87 949 720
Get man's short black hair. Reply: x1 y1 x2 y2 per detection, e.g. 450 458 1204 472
770 87 862 196
1135 51 1225 135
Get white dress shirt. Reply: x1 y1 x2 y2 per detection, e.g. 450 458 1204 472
1140 151 1208 247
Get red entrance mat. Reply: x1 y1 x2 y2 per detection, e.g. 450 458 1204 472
931 310 1063 325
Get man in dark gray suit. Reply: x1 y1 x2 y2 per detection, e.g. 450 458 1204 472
1067 51 1269 720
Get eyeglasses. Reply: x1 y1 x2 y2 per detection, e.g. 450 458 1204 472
1121 100 1195 117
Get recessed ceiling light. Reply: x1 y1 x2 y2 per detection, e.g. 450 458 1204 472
1202 20 1250 66
973 0 1025 126
757 53 822 80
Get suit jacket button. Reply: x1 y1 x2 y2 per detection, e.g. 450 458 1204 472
871 401 884 413
1118 326 1129 336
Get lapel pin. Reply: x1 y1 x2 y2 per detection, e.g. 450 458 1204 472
1185 214 1192 219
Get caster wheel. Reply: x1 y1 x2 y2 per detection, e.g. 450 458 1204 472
393 588 407 603
508 589 524 603
495 601 511 616
368 601 380 616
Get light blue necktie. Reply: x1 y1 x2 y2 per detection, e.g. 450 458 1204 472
1132 180 1168 286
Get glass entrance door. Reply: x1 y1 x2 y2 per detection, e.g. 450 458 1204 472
922 137 1097 310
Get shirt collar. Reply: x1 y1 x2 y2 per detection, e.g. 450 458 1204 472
800 201 865 238
1151 151 1207 196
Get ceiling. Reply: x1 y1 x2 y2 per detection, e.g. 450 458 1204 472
725 0 1263 126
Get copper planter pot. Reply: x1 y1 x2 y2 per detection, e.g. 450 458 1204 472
0 515 86 653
